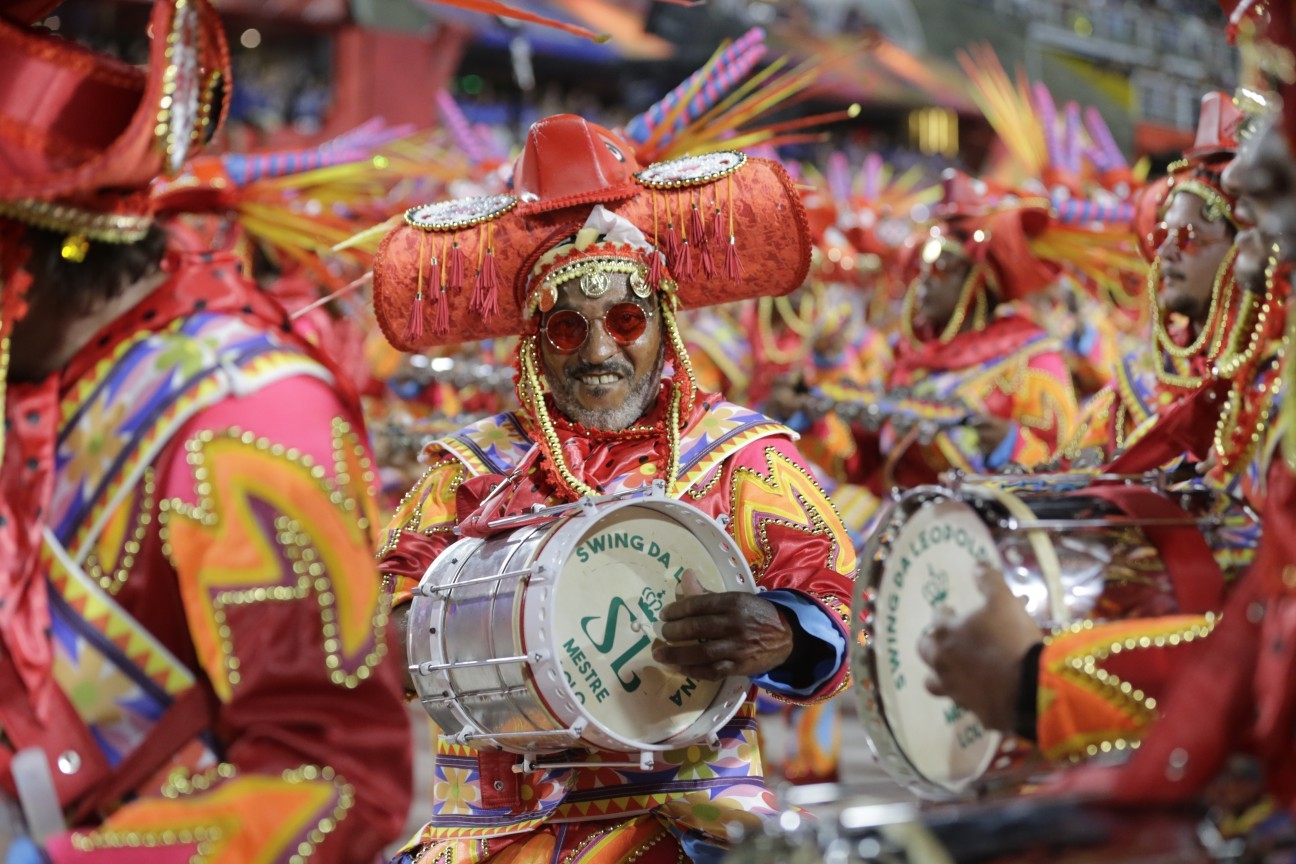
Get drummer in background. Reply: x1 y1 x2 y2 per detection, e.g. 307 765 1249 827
801 180 1080 492
918 93 1296 830
374 115 857 864
1063 91 1255 466
917 103 1296 851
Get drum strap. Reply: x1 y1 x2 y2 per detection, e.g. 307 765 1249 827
477 750 522 810
1077 485 1225 614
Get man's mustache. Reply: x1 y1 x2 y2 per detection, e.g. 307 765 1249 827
566 362 633 381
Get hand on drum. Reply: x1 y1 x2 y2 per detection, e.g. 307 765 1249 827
917 563 1041 734
651 570 793 680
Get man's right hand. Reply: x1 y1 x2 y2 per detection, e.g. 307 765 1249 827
917 563 1042 734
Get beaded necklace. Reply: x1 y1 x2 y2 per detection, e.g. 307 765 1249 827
1215 247 1281 380
516 301 697 501
1147 248 1237 389
1209 280 1288 476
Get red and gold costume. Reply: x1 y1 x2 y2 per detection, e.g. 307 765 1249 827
1065 94 1253 464
1038 0 1296 817
0 4 411 860
828 191 1080 491
1034 265 1288 762
370 115 856 862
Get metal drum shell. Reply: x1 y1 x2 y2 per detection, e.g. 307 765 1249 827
851 481 1256 799
852 486 968 800
409 494 755 756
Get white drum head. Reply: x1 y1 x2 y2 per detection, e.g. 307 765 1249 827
874 499 1004 793
547 504 736 745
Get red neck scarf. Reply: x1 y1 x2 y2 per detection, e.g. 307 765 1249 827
890 314 1044 388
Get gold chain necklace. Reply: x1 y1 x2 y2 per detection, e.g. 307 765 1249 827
1148 246 1236 366
1148 257 1236 391
900 265 988 348
1215 246 1281 380
756 295 813 366
1211 322 1287 476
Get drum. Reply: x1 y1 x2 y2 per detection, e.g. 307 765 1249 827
724 793 1214 864
407 487 755 764
850 476 1258 798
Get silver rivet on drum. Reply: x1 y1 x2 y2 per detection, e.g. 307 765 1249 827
493 780 506 791
1248 602 1266 624
1166 748 1189 781
57 750 81 775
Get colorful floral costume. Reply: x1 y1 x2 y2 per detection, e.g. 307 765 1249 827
0 250 412 862
378 388 855 862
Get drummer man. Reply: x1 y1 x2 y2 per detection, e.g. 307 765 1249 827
917 101 1289 769
375 116 856 863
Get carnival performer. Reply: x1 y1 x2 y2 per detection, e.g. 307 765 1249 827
374 114 856 863
684 182 877 788
915 105 1296 852
918 95 1290 772
1064 92 1253 465
812 179 1080 492
0 3 412 862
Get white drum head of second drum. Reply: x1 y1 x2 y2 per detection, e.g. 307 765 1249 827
873 498 1004 793
547 505 740 746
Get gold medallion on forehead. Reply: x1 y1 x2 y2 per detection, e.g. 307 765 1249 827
580 269 612 298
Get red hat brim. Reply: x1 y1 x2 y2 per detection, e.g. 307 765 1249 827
373 155 810 351
0 0 229 236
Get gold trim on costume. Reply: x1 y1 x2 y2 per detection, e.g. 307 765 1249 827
0 198 153 243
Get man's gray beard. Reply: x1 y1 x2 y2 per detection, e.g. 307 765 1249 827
550 348 666 432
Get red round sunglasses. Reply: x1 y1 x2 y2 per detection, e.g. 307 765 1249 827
542 302 651 354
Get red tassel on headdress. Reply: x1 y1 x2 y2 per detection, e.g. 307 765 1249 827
647 248 665 288
677 239 693 278
726 235 745 283
447 241 467 290
475 247 502 319
406 233 431 343
433 287 451 334
404 292 425 343
690 203 708 249
711 208 725 249
428 255 443 299
700 242 715 277
665 222 681 271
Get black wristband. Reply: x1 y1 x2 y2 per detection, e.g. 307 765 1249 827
1014 642 1045 742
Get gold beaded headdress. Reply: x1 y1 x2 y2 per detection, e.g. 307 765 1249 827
524 206 673 315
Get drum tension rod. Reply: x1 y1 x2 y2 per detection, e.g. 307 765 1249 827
412 566 545 595
1002 516 1221 530
410 655 530 675
485 485 661 530
421 685 531 705
449 722 589 748
514 750 656 773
